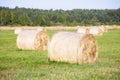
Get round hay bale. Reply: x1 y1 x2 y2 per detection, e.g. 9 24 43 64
37 27 44 31
89 27 103 36
99 25 108 32
14 28 23 35
77 27 89 34
48 32 98 64
17 30 49 50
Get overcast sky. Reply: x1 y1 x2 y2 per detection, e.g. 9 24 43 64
0 0 120 10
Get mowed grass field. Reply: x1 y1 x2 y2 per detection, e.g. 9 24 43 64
0 29 120 80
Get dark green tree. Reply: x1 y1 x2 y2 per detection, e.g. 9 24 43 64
10 12 19 25
19 13 32 26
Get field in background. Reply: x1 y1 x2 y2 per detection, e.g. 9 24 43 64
0 29 120 80
0 25 120 31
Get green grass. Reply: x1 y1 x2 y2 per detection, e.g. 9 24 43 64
0 30 120 80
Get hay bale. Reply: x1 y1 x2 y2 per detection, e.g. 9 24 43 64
48 32 98 64
37 27 44 31
99 25 108 32
77 27 104 36
77 27 89 34
89 27 103 36
17 29 49 50
14 28 23 34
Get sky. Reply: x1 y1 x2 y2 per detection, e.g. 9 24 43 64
0 0 120 10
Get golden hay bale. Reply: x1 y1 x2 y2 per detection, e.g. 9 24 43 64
37 27 45 31
77 27 89 34
48 32 98 64
99 25 108 32
89 27 103 36
17 30 49 50
14 28 23 34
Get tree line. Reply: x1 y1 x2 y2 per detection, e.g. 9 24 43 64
0 7 120 26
